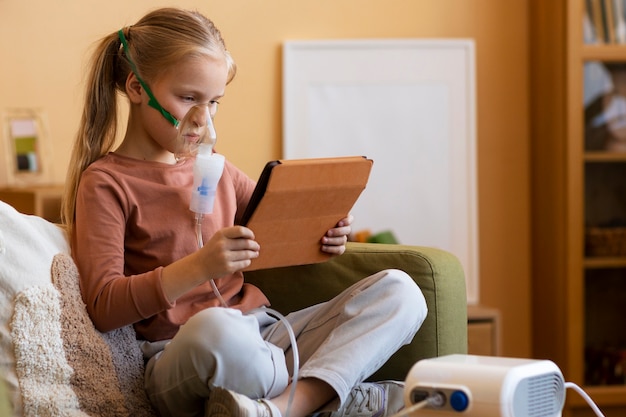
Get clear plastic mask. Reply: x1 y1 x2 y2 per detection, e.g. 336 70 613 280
174 104 218 161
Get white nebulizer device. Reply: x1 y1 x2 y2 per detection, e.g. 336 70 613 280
175 104 227 306
175 105 300 417
190 142 225 215
178 104 225 215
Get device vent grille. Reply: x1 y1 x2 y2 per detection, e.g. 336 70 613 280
513 371 565 417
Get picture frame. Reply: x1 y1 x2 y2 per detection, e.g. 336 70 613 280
1 108 53 186
282 39 479 303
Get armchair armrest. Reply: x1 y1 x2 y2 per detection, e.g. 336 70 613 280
244 242 468 381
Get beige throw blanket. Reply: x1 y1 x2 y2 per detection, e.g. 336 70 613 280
10 254 154 417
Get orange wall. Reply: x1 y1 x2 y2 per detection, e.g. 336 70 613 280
0 0 531 358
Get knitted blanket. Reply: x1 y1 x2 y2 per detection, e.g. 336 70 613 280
10 253 154 417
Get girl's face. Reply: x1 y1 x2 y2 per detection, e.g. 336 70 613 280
129 54 229 163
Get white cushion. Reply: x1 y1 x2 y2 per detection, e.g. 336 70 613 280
0 201 69 413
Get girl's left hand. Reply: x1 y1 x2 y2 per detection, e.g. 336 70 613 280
321 214 353 255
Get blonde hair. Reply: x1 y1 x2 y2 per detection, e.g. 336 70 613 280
61 8 236 232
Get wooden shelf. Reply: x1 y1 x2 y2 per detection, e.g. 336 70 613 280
531 0 626 415
584 257 626 269
467 305 500 356
582 44 626 61
0 185 64 223
567 385 626 408
585 152 626 162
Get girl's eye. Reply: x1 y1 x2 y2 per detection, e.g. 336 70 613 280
181 96 195 103
209 101 220 115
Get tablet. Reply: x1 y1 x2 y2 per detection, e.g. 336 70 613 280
239 156 373 271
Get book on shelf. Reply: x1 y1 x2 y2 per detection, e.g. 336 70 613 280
614 0 626 42
606 0 617 43
585 0 626 44
589 0 606 43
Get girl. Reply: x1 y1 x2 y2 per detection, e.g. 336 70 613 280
62 7 427 417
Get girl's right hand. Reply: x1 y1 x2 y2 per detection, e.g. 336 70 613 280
200 226 260 279
161 226 259 303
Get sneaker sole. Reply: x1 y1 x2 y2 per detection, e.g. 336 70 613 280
207 388 247 417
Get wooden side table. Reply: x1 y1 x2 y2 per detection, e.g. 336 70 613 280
0 185 64 223
467 305 500 356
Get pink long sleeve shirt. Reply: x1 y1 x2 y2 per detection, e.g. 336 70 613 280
71 152 270 341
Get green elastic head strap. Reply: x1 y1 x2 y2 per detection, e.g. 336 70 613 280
118 29 179 127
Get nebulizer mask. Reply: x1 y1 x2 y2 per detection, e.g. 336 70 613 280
149 99 226 217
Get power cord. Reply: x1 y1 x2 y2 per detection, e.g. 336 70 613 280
386 394 446 417
565 382 605 417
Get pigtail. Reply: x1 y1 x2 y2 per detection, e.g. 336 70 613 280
61 31 128 231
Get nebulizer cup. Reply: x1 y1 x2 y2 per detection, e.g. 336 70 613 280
190 144 225 214
174 104 225 214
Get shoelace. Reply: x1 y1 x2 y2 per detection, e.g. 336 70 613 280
342 384 384 416
255 400 275 417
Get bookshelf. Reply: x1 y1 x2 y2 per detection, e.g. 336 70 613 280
531 0 626 415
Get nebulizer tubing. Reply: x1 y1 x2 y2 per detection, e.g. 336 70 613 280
251 307 300 417
179 105 299 417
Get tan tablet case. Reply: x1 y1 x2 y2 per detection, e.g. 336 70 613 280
243 156 372 271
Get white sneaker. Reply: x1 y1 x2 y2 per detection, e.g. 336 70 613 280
315 381 405 417
206 387 282 417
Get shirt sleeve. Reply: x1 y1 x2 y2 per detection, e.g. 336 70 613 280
72 169 174 333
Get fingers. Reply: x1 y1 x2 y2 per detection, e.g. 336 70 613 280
321 233 348 257
321 234 348 246
338 214 354 227
321 215 352 255
321 239 347 255
222 225 257 241
201 226 260 278
326 224 352 239
220 226 260 256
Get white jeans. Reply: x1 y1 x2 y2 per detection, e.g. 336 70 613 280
144 269 427 417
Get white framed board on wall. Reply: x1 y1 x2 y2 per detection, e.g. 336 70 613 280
282 39 479 303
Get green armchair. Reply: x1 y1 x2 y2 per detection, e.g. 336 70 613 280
245 241 468 381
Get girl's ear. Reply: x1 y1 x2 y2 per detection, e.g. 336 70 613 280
125 72 143 104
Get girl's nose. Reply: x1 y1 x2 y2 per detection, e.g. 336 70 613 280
188 105 209 128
